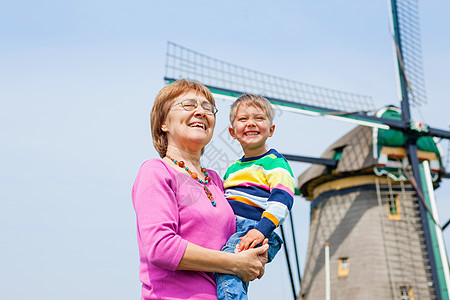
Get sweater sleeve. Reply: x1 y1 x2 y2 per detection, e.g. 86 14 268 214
132 160 188 271
255 158 295 237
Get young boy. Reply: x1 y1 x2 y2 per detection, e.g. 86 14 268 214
215 94 295 299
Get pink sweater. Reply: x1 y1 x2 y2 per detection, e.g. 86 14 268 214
132 159 236 299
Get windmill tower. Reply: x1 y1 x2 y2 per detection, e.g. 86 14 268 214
162 1 450 299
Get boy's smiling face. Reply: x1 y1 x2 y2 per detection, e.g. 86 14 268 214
229 104 275 157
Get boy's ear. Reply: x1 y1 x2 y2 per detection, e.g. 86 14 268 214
269 124 275 137
228 126 236 139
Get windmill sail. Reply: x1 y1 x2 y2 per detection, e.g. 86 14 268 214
389 0 427 108
164 42 450 138
164 42 387 129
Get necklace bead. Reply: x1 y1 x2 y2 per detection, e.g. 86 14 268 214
166 156 216 207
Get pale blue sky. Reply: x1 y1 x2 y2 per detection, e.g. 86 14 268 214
1 1 449 299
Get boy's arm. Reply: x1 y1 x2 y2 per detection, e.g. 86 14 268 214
254 159 295 238
238 159 295 251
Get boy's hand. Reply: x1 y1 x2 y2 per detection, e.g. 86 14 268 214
236 229 265 252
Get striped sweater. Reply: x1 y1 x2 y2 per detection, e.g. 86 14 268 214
223 149 295 237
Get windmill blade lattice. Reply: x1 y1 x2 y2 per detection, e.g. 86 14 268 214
165 41 375 113
390 0 427 107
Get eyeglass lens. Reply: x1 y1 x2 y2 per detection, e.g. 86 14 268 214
182 99 216 115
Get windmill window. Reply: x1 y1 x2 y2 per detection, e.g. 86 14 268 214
338 257 349 277
388 195 401 220
400 286 414 300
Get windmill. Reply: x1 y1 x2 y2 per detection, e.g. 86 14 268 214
162 0 450 299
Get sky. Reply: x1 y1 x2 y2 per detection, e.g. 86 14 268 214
1 1 449 299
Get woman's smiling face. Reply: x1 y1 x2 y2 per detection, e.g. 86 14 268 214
162 90 216 153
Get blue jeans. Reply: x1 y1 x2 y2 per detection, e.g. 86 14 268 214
215 218 283 300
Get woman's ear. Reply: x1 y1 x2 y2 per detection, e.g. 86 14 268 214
161 124 168 132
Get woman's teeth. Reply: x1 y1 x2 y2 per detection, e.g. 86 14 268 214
189 122 206 130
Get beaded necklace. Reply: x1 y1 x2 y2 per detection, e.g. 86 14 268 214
166 156 216 207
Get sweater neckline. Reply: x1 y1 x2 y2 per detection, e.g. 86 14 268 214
240 149 275 162
160 158 214 186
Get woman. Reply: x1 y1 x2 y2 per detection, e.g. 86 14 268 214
132 79 268 299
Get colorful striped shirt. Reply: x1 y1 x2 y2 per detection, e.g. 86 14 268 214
223 149 295 237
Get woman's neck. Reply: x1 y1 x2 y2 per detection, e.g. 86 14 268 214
165 146 201 169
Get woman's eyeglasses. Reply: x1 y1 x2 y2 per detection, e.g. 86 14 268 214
169 99 218 116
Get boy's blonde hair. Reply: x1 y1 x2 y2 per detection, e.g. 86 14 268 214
229 94 274 124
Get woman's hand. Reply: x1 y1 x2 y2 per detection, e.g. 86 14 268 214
234 243 269 282
257 238 268 279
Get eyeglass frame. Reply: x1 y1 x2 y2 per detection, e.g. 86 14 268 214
168 99 218 116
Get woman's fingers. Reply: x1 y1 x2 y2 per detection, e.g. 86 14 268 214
254 243 269 253
257 242 269 265
257 267 265 279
